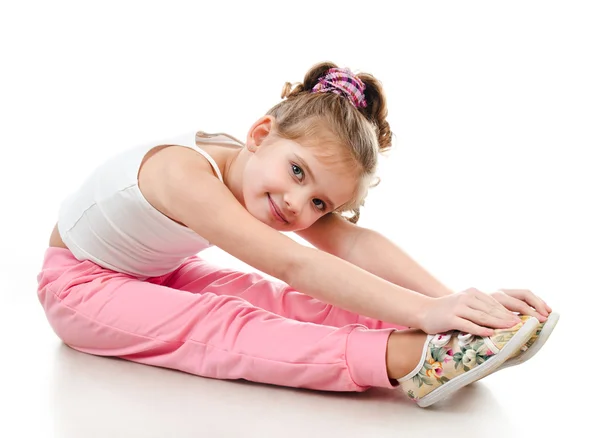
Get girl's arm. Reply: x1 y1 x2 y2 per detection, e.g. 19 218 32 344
154 147 428 328
297 215 553 322
151 147 516 335
296 213 454 298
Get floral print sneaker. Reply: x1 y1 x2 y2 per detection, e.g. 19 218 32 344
505 312 559 366
472 312 559 383
398 316 539 408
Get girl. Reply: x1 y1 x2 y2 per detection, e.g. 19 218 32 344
37 62 556 407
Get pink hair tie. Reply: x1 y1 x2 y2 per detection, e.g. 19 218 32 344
311 67 367 109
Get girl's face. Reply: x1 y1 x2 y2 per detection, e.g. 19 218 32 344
242 135 359 232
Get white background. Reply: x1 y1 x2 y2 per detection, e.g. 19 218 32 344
1 1 598 436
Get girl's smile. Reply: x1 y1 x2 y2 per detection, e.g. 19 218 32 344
268 194 289 225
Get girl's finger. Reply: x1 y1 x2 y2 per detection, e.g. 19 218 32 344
500 295 548 322
518 291 549 317
500 289 549 317
472 289 515 316
471 292 520 324
455 317 494 337
460 306 517 330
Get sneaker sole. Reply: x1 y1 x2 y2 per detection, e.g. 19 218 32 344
470 312 560 385
502 311 560 368
417 316 539 408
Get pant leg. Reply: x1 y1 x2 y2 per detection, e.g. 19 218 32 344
167 255 409 331
37 248 397 392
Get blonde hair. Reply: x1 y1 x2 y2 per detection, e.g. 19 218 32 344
265 62 392 223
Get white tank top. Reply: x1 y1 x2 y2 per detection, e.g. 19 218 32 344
57 131 244 279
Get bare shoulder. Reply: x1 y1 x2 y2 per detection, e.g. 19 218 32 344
138 145 217 225
139 144 307 282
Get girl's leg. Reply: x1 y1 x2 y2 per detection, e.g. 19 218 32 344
37 248 401 392
167 256 409 331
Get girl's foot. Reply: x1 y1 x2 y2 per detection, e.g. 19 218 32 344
397 316 539 408
470 312 560 384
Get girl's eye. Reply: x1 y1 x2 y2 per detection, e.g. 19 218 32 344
291 164 304 179
313 199 326 211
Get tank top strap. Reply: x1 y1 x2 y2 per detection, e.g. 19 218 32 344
189 131 245 182
195 131 245 147
190 147 223 182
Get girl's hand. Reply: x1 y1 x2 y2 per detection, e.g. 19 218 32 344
490 288 552 323
418 288 523 336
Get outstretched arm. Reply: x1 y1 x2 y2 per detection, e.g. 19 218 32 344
151 147 427 327
152 147 518 335
296 213 454 298
297 214 552 322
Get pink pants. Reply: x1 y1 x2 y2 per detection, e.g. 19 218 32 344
37 248 406 391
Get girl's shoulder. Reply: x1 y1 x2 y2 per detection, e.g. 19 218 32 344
138 145 221 226
139 129 243 197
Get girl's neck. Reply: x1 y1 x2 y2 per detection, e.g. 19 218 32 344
201 143 247 207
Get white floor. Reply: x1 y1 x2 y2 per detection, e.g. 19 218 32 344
2 1 599 436
1 239 595 437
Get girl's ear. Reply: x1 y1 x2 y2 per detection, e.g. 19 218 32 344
246 115 274 152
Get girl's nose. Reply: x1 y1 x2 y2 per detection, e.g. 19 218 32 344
284 192 304 216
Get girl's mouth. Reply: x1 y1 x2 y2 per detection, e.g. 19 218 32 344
268 195 288 224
